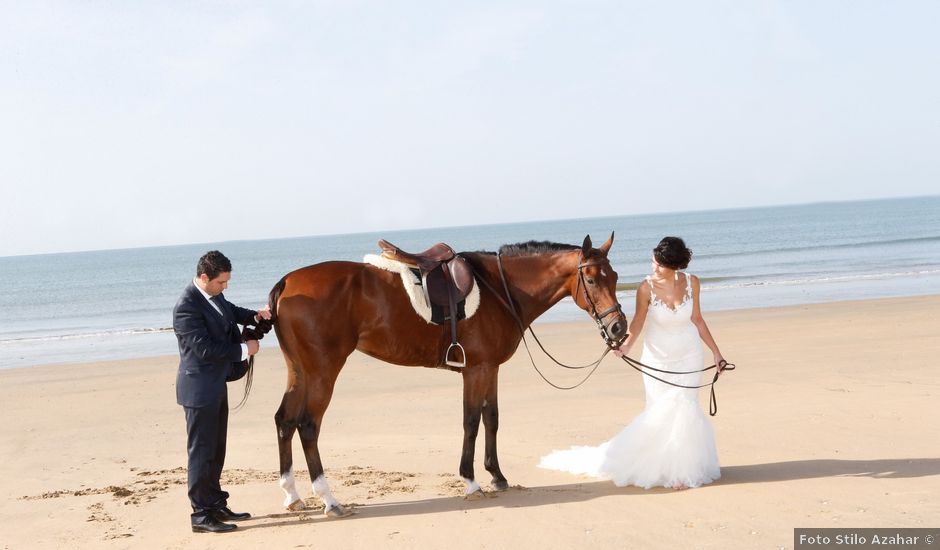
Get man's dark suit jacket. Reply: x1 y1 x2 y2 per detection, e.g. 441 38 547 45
173 282 257 408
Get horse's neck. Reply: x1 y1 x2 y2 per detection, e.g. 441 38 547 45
492 253 575 326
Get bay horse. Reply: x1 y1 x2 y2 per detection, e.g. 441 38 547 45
269 233 627 516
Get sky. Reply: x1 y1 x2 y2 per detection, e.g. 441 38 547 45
2 1 938 257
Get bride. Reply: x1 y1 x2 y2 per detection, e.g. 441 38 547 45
540 236 727 490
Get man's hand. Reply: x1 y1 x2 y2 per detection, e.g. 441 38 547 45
255 306 272 321
247 340 260 356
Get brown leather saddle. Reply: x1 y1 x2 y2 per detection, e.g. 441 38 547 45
378 239 475 368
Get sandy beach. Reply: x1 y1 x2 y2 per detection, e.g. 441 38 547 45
2 295 938 549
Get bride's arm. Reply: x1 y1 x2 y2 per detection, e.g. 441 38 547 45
616 284 650 357
690 275 725 370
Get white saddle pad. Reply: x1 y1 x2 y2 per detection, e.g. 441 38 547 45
364 254 480 324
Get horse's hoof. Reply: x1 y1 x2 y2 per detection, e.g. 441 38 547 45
286 499 307 511
463 489 488 501
491 480 510 492
325 504 355 518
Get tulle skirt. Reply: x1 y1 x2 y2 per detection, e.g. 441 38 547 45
539 388 720 489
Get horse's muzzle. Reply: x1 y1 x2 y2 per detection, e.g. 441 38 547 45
608 319 628 341
594 304 628 347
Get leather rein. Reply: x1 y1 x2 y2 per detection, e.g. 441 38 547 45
232 318 273 411
618 354 735 416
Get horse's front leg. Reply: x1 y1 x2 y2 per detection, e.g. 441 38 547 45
459 403 484 498
459 365 492 498
481 367 509 491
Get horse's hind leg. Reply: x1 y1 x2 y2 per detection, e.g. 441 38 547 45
275 392 305 510
459 365 496 498
297 385 353 518
481 368 509 491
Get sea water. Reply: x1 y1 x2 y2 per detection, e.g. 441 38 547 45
1 196 938 368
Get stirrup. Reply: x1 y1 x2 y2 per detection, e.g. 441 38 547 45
444 342 467 368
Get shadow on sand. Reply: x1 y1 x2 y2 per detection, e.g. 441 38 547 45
719 457 940 484
236 457 940 529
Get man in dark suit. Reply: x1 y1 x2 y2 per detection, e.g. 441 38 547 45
173 250 271 533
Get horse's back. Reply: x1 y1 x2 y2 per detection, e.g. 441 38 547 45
274 260 407 328
279 260 367 300
271 262 370 362
272 259 445 368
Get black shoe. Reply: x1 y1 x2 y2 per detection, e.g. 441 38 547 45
191 515 237 533
213 506 251 522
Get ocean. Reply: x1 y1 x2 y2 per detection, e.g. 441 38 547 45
2 196 938 369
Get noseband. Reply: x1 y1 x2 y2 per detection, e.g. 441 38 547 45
574 256 626 349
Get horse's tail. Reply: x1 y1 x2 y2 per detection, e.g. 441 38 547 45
232 277 286 412
269 276 287 324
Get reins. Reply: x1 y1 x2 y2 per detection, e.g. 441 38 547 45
618 354 735 416
473 251 736 410
469 252 612 390
232 318 274 411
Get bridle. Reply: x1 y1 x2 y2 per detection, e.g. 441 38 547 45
573 255 627 349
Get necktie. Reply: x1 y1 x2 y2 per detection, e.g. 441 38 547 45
210 295 227 319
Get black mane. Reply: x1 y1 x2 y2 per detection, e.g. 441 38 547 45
463 240 580 257
499 240 579 256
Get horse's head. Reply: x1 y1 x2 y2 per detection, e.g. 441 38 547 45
572 232 628 347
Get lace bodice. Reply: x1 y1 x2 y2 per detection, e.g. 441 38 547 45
643 273 700 364
647 273 693 313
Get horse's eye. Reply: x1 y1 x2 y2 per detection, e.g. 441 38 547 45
587 278 596 285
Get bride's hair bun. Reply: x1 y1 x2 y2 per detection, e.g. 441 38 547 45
653 237 692 270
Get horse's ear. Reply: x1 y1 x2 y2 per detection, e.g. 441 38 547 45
581 235 592 256
598 231 614 255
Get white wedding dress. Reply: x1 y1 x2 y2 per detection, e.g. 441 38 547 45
539 273 720 489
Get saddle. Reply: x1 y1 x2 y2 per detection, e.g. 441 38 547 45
378 239 475 368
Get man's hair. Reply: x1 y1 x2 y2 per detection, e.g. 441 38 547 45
196 250 232 280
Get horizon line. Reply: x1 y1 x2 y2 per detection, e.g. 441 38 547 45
2 193 937 260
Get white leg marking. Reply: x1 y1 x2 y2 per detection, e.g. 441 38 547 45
280 467 303 508
312 474 340 513
463 478 483 496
